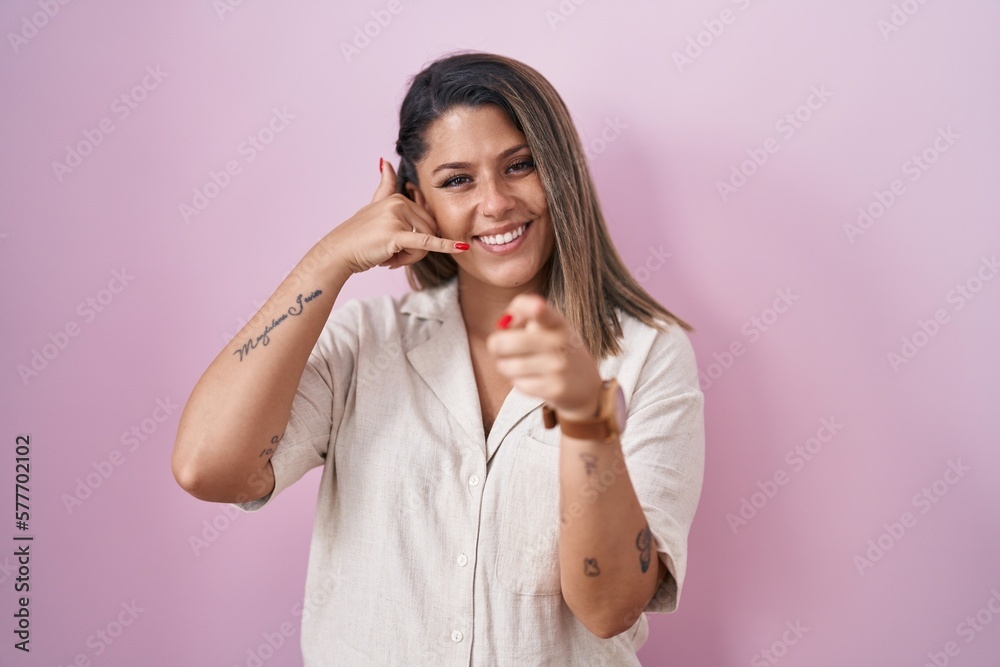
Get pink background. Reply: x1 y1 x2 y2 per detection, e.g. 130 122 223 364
2 1 999 665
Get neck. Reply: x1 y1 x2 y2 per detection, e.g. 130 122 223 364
457 263 551 340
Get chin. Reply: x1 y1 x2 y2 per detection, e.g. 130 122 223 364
490 266 548 289
461 263 536 289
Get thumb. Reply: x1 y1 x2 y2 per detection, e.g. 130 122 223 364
371 157 398 204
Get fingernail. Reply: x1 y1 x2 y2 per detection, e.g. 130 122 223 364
454 242 469 250
379 157 383 173
497 314 512 329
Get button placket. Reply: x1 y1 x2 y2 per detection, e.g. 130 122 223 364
452 457 483 656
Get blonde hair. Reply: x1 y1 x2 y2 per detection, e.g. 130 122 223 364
394 51 693 360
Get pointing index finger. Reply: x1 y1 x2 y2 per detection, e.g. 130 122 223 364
497 293 559 330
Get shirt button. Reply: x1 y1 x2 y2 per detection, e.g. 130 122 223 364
451 630 464 643
468 474 480 486
456 553 468 567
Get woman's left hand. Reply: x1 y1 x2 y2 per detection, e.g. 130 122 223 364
486 293 603 420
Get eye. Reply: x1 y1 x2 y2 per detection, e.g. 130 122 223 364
440 174 471 188
437 158 535 189
508 158 535 173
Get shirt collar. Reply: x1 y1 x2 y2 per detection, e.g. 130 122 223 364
399 277 459 323
399 276 546 460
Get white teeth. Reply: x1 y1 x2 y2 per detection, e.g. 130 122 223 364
478 223 526 246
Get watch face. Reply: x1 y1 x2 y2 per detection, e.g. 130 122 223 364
614 385 627 433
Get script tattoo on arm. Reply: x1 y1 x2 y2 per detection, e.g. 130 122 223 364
579 452 598 476
636 522 652 573
233 290 323 362
259 433 282 458
583 558 601 577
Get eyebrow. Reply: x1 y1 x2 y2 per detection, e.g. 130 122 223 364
430 143 530 175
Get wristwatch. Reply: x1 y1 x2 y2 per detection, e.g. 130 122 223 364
542 378 626 443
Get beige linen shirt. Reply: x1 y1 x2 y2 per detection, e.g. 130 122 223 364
233 276 705 666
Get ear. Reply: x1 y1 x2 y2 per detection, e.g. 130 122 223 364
405 181 430 211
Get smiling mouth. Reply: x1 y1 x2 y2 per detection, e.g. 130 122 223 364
473 221 531 246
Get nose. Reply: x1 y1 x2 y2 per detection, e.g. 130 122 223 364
480 176 517 219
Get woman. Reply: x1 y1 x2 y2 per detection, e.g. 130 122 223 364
171 51 705 666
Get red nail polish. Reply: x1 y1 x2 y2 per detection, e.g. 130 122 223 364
379 157 383 173
454 242 470 250
497 314 512 329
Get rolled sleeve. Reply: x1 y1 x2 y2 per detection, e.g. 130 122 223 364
231 298 360 513
620 325 706 614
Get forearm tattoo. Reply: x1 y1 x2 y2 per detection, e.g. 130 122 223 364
579 452 598 476
259 434 281 458
233 289 323 362
583 558 601 577
636 522 652 573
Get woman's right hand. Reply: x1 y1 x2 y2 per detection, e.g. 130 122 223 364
330 158 469 275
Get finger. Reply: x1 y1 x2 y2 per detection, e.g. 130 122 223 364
486 328 565 358
378 215 436 269
370 157 398 204
495 353 564 378
498 293 563 331
509 376 556 401
390 229 471 259
399 200 442 238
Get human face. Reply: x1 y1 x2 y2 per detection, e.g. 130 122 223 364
405 104 555 291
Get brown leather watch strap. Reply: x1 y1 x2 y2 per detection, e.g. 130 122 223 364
540 380 618 441
558 418 613 440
